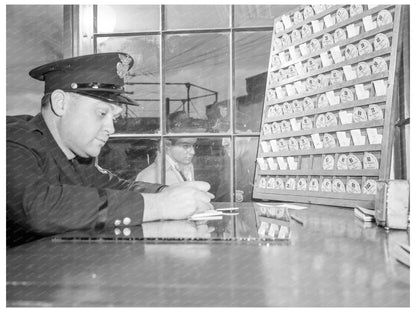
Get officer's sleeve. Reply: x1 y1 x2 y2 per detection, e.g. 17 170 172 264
7 143 146 235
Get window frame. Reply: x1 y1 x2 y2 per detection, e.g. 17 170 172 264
71 4 274 200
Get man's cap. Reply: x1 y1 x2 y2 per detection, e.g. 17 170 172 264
29 52 138 106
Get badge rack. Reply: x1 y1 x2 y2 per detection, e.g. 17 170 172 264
252 5 403 207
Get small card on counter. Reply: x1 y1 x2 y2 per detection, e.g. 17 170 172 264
373 80 387 96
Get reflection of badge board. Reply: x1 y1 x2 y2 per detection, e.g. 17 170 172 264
254 5 403 208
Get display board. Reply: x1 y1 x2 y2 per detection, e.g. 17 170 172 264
253 5 402 207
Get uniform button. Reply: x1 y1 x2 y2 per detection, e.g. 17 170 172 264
123 217 131 226
114 219 121 226
123 228 131 236
114 228 121 235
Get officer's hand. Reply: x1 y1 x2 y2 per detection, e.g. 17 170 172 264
142 181 214 221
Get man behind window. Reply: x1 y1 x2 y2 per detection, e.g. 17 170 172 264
136 112 207 184
6 53 213 247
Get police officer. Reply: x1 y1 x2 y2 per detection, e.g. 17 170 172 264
6 52 214 247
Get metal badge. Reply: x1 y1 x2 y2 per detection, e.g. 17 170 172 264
376 9 393 27
291 29 302 43
299 136 312 150
292 100 304 113
303 6 315 20
349 4 364 17
346 178 361 193
323 155 335 170
344 44 358 59
303 97 315 111
297 178 308 191
322 33 334 48
353 107 368 123
337 154 348 170
309 38 321 53
374 33 390 51
293 11 304 24
371 57 388 74
334 28 347 43
301 116 313 130
333 179 346 192
347 153 363 170
321 178 332 192
288 137 299 151
357 61 372 78
336 7 349 23
301 24 313 38
340 88 354 103
358 39 373 55
368 104 383 120
363 179 377 194
323 133 336 148
309 178 319 191
363 152 379 169
318 93 329 108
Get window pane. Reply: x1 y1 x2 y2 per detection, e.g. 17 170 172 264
235 31 271 133
98 138 160 181
165 33 230 133
97 5 160 33
165 5 229 30
234 5 298 27
97 36 160 134
7 5 64 116
234 137 258 202
193 138 231 202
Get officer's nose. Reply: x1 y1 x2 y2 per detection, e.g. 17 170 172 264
103 115 115 136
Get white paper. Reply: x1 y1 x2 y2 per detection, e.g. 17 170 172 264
343 65 357 81
350 129 366 146
324 14 335 28
286 84 297 96
290 118 301 131
320 52 333 67
277 157 288 170
311 133 323 149
330 46 345 63
294 81 306 94
355 84 370 100
261 141 271 153
311 20 323 33
336 131 351 146
279 51 288 64
267 157 278 170
257 157 268 170
366 128 383 144
270 139 279 152
326 91 340 105
372 80 387 96
346 24 360 38
363 15 377 32
282 15 293 29
339 111 353 124
287 156 298 170
299 43 310 56
289 46 299 61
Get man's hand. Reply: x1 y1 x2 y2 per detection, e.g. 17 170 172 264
142 181 214 222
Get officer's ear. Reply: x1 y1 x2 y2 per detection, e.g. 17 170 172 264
50 89 70 116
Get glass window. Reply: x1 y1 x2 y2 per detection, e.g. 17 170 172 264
165 33 230 133
165 5 229 30
234 5 297 27
97 5 160 33
234 31 271 133
234 137 258 202
98 138 160 181
7 5 64 116
97 36 160 134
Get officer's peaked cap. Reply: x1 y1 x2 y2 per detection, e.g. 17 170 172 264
29 52 138 106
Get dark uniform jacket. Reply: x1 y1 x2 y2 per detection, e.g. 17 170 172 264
7 114 164 247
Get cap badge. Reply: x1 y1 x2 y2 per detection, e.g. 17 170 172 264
117 54 132 79
71 83 78 89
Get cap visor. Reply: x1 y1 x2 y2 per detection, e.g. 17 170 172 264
74 90 139 106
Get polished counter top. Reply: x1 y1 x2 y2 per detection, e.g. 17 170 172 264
6 203 409 307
